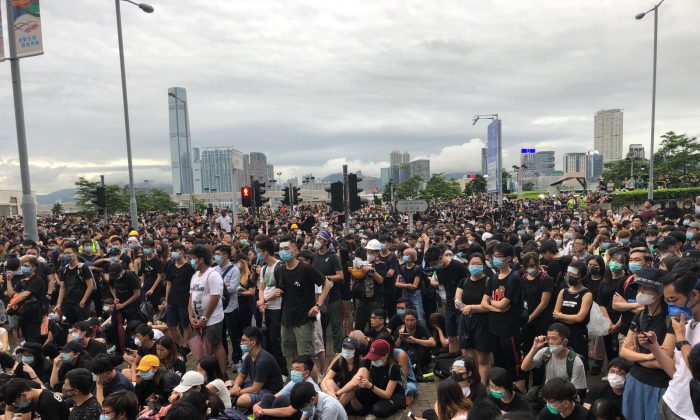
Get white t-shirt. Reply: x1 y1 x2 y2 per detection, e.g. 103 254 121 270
208 378 232 408
302 391 348 420
189 267 225 326
662 320 700 420
217 215 232 233
262 262 282 311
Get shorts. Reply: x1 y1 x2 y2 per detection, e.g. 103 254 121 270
281 321 315 357
165 304 190 328
205 321 223 347
445 311 460 337
459 315 492 353
245 388 273 405
313 317 325 354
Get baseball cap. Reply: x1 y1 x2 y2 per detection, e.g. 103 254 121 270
365 339 390 361
342 337 359 350
61 341 83 354
317 231 332 242
633 268 665 292
656 236 677 249
173 371 205 393
136 354 160 371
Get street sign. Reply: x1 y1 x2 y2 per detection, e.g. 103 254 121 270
395 199 428 212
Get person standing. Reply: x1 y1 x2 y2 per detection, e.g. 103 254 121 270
187 245 227 374
215 244 242 366
55 242 95 325
311 231 344 354
140 239 164 308
164 243 195 349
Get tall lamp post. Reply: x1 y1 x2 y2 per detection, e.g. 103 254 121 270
168 91 195 215
636 0 665 200
116 0 153 229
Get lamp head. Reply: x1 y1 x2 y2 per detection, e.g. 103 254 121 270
635 12 646 20
139 3 154 13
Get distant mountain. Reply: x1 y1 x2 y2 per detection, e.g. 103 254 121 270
322 171 366 184
37 188 76 204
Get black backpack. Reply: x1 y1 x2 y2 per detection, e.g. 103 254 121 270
433 352 461 379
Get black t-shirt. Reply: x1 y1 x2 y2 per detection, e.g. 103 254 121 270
396 322 431 353
311 252 342 302
585 382 622 413
560 288 591 335
458 276 488 321
59 264 93 304
583 277 604 302
544 256 572 286
330 357 359 387
485 270 523 337
35 262 54 284
23 275 47 321
110 271 141 310
353 261 388 302
399 264 422 291
69 396 102 420
629 307 673 387
361 359 404 396
137 341 158 358
34 390 70 420
489 391 531 413
437 260 469 313
83 339 107 358
241 348 284 394
139 256 164 293
56 355 91 391
164 261 196 307
597 278 622 324
522 273 555 326
614 276 639 335
277 262 325 328
378 252 399 293
537 403 593 420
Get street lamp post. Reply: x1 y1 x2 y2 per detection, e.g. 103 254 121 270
116 0 153 229
636 0 665 200
168 92 194 215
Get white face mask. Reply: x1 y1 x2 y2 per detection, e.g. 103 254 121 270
607 373 626 389
635 292 656 306
371 359 385 367
313 240 322 251
341 349 355 360
549 344 563 354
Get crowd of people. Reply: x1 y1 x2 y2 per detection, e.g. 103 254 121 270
0 194 700 419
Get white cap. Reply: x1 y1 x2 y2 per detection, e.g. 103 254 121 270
365 239 382 250
173 371 205 393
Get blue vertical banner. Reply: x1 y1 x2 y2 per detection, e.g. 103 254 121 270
486 119 502 193
12 0 42 58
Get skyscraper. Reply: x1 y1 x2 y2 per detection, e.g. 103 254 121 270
200 147 245 193
402 152 410 165
169 87 195 194
249 152 268 184
594 109 624 163
534 151 556 175
409 159 430 182
629 144 645 159
390 150 402 167
563 153 587 173
586 150 603 182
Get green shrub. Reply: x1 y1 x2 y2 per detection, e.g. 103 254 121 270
610 187 700 203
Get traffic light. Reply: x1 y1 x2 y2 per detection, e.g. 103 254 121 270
292 186 301 205
90 186 106 214
282 186 291 206
325 182 343 212
348 173 367 211
241 186 252 208
254 180 268 208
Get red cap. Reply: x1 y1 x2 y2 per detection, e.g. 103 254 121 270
365 339 390 361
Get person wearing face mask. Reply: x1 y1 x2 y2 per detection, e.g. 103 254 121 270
132 354 180 407
321 337 361 408
214 244 242 369
553 261 593 370
252 355 319 419
50 341 90 391
310 231 344 355
72 320 107 357
538 377 592 420
290 381 347 420
55 242 95 325
486 367 532 413
583 357 631 413
451 357 488 401
341 339 406 417
352 239 387 332
584 255 608 375
617 268 675 420
63 368 103 420
455 253 492 383
9 256 46 344
481 242 526 391
396 248 425 322
139 238 164 308
255 238 287 376
431 245 469 354
611 249 647 351
2 377 70 420
163 243 196 350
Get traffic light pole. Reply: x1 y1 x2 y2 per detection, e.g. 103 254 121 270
343 165 350 235
250 175 257 224
101 175 108 226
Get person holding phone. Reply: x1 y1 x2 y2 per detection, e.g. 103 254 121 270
619 268 676 420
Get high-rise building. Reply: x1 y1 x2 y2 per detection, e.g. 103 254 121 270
249 152 268 184
520 150 537 177
409 159 431 182
594 109 624 163
534 151 556 175
586 150 603 182
563 153 587 173
390 150 402 167
402 152 410 165
200 147 245 193
266 164 275 184
380 167 390 187
168 87 196 194
629 144 645 159
481 148 487 175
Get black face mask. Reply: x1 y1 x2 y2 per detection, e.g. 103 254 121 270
451 371 468 382
567 276 581 286
589 267 601 276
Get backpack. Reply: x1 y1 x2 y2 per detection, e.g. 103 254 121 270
61 263 92 286
541 347 579 379
433 352 461 379
220 264 234 309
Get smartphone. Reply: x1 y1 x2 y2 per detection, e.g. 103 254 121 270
407 411 416 420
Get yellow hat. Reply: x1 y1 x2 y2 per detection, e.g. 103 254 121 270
136 355 160 371
129 230 139 237
290 224 299 229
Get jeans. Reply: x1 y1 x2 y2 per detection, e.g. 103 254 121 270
327 300 343 353
402 290 424 322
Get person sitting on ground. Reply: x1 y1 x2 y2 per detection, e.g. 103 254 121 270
252 355 320 419
50 341 92 391
63 368 102 420
156 336 187 377
102 390 141 420
92 355 134 405
583 357 631 413
228 326 284 409
196 355 232 409
394 308 435 376
290 381 348 420
0 377 70 420
321 337 361 409
538 377 592 420
71 320 107 358
132 354 180 407
487 367 532 414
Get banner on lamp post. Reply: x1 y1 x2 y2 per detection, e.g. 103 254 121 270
12 0 43 58
0 3 4 60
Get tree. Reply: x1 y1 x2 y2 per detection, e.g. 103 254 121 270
464 175 487 196
654 131 700 186
74 177 177 215
51 202 63 216
382 180 397 202
419 173 462 201
373 194 382 206
396 175 422 199
522 180 535 191
74 177 101 213
602 154 648 188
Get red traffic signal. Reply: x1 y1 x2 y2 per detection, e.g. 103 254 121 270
241 186 252 207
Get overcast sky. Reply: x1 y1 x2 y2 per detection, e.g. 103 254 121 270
1 0 699 194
